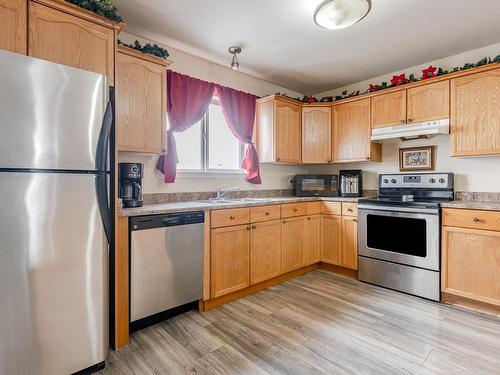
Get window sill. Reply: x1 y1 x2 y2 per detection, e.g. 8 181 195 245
176 170 246 178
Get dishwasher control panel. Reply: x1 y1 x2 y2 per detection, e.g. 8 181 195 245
130 211 204 230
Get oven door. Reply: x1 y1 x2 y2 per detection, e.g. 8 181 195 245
358 206 440 271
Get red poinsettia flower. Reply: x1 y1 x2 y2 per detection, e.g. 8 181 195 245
368 84 381 92
390 73 408 86
306 96 315 104
421 65 437 79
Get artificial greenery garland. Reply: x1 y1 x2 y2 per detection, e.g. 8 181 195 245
65 0 122 22
274 54 500 104
118 40 170 59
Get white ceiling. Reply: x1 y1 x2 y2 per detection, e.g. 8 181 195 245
113 0 500 94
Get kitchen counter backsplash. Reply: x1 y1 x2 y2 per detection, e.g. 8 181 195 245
142 189 379 205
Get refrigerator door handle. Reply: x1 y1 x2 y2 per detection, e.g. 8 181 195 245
95 91 114 243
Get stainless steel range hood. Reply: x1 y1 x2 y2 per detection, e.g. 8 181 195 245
371 119 450 141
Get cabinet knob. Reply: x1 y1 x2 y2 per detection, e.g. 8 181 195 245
283 220 287 224
293 208 298 212
400 120 405 124
473 217 480 222
353 219 358 223
408 118 414 122
328 159 332 163
347 208 353 212
230 215 235 220
247 226 251 230
276 158 281 162
265 212 270 216
252 225 257 229
307 217 312 221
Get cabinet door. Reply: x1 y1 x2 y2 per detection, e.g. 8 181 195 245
371 90 406 128
0 0 27 54
116 48 167 153
28 1 114 84
341 216 358 270
250 220 282 284
320 214 341 265
304 215 320 266
302 106 331 163
333 99 380 162
451 69 500 156
211 225 250 298
407 80 449 123
282 216 306 273
275 99 301 163
442 226 500 306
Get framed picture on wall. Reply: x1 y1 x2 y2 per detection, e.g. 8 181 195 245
399 146 435 171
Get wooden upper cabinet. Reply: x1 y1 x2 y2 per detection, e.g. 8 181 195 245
333 98 381 163
302 106 332 163
451 69 500 156
256 96 301 163
28 0 116 85
407 80 449 123
341 216 358 270
0 0 27 54
371 90 406 128
304 214 320 266
250 220 282 285
211 224 250 298
282 216 306 273
116 46 169 153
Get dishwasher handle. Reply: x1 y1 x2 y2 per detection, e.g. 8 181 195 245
130 211 204 231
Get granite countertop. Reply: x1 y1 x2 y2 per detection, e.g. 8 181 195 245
120 196 366 217
440 201 500 212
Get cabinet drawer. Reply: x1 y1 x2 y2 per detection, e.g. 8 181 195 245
211 208 250 228
320 201 342 215
250 205 281 223
281 202 307 218
306 201 320 215
442 208 500 232
342 203 358 217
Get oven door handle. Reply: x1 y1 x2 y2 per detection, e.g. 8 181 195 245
357 204 439 215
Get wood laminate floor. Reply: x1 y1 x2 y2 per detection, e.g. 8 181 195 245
100 270 500 375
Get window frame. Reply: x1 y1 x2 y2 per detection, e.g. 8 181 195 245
177 98 245 175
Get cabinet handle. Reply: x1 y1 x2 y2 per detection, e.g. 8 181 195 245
247 226 251 230
400 120 405 124
252 225 257 229
230 215 236 220
265 212 270 216
347 208 353 212
473 217 480 222
408 118 414 122
293 208 298 212
307 217 312 221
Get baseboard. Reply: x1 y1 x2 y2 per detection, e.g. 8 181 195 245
200 264 319 311
441 292 500 317
319 262 358 279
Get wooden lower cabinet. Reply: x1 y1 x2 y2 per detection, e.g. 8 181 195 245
210 224 250 298
320 214 342 265
341 216 358 270
282 216 306 273
250 220 282 284
304 215 320 265
442 225 500 307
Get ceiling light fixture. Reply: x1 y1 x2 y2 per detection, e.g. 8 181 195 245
314 0 371 30
228 46 241 70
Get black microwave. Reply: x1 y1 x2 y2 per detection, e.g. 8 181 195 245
292 174 339 197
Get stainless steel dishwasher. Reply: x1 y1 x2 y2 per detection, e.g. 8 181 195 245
129 211 204 331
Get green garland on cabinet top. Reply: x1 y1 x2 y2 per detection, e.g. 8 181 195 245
118 40 170 59
65 0 123 22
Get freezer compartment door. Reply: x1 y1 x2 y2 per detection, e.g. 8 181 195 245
0 173 108 375
0 49 108 170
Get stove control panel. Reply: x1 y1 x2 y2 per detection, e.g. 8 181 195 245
379 173 453 189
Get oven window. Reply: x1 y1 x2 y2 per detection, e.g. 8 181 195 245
366 214 427 257
301 178 327 191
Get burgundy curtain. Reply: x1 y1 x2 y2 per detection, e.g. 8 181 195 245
156 70 215 183
156 71 261 184
215 86 261 184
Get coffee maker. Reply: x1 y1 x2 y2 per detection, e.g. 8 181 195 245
119 163 144 208
339 169 362 197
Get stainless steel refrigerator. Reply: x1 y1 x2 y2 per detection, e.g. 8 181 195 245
0 50 112 374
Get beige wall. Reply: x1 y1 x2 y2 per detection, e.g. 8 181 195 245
118 32 307 193
314 41 500 193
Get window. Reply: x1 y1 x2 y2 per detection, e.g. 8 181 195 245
177 98 244 173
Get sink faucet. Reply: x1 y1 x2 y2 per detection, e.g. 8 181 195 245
216 185 239 199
